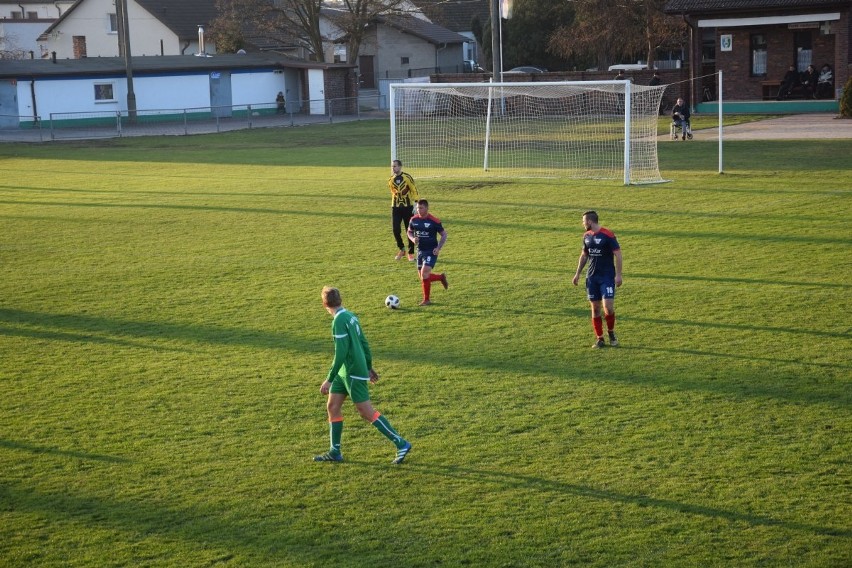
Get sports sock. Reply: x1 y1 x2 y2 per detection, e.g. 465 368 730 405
329 418 343 455
592 316 603 338
427 273 443 282
422 280 431 301
371 412 406 448
605 313 615 332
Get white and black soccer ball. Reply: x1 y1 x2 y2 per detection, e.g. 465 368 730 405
385 295 400 309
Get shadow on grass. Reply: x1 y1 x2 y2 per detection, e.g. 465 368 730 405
0 440 130 463
4 184 848 226
434 303 849 343
3 197 848 246
0 308 321 355
631 272 852 290
0 325 190 353
387 462 852 538
619 345 851 371
0 198 386 223
0 482 342 565
443 260 851 290
1 307 848 408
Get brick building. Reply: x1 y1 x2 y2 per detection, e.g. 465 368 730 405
665 0 850 107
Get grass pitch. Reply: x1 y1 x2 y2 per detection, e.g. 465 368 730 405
0 121 850 567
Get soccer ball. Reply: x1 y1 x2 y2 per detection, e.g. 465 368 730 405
385 295 400 309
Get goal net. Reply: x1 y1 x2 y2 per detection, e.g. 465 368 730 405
390 81 666 184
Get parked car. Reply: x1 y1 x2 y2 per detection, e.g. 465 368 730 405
505 66 546 74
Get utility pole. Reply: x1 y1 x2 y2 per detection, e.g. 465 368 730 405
116 0 137 121
490 0 502 82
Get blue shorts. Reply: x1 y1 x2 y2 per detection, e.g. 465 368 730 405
416 250 438 269
586 275 616 301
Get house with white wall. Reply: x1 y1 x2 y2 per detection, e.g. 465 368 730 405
320 8 468 89
0 53 357 127
0 1 75 57
37 0 218 59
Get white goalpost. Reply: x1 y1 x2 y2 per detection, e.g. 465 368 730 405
390 81 667 185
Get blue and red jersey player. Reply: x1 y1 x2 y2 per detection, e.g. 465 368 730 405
571 210 623 348
406 199 448 306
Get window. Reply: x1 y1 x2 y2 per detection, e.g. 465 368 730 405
108 13 118 33
94 83 115 102
27 11 38 19
750 34 767 76
11 11 22 19
702 29 716 63
333 45 346 63
794 31 812 70
401 57 410 65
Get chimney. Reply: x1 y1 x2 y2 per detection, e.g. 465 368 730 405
72 36 87 59
198 25 205 55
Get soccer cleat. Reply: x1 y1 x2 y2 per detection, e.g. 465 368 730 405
592 337 606 349
440 273 448 289
419 299 432 306
608 331 619 347
407 253 415 262
682 135 686 140
395 250 405 261
313 451 343 462
392 442 412 464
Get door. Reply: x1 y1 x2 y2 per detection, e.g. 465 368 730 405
0 80 19 128
307 69 325 115
209 71 232 118
359 55 375 89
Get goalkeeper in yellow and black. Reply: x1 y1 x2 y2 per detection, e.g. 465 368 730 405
314 286 412 464
388 159 420 261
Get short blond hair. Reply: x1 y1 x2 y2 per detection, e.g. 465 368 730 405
321 286 342 308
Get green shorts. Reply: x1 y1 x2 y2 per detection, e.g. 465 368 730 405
329 375 371 403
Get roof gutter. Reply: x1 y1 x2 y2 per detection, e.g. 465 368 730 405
696 12 841 27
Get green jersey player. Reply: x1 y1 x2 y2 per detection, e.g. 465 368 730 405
315 286 411 464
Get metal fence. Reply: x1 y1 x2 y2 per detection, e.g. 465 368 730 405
0 93 387 142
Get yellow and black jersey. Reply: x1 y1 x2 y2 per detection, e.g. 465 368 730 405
388 172 419 208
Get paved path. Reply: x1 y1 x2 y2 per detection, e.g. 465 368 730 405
678 113 852 141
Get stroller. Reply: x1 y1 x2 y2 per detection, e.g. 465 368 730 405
670 117 693 140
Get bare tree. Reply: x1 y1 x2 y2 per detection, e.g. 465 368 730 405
549 0 684 69
212 0 416 64
0 31 28 60
321 0 410 68
212 0 325 60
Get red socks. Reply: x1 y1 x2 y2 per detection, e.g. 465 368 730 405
605 313 615 332
422 274 443 301
592 316 603 338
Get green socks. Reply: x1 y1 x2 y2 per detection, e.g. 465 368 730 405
372 414 406 448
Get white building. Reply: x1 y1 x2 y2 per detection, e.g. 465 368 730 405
37 0 218 59
0 54 357 126
320 8 468 89
0 1 75 58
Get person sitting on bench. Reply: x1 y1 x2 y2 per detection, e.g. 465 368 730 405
801 65 818 99
777 65 798 100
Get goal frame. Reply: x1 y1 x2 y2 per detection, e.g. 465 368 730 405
390 80 654 185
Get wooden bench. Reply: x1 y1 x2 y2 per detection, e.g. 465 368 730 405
761 80 781 100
